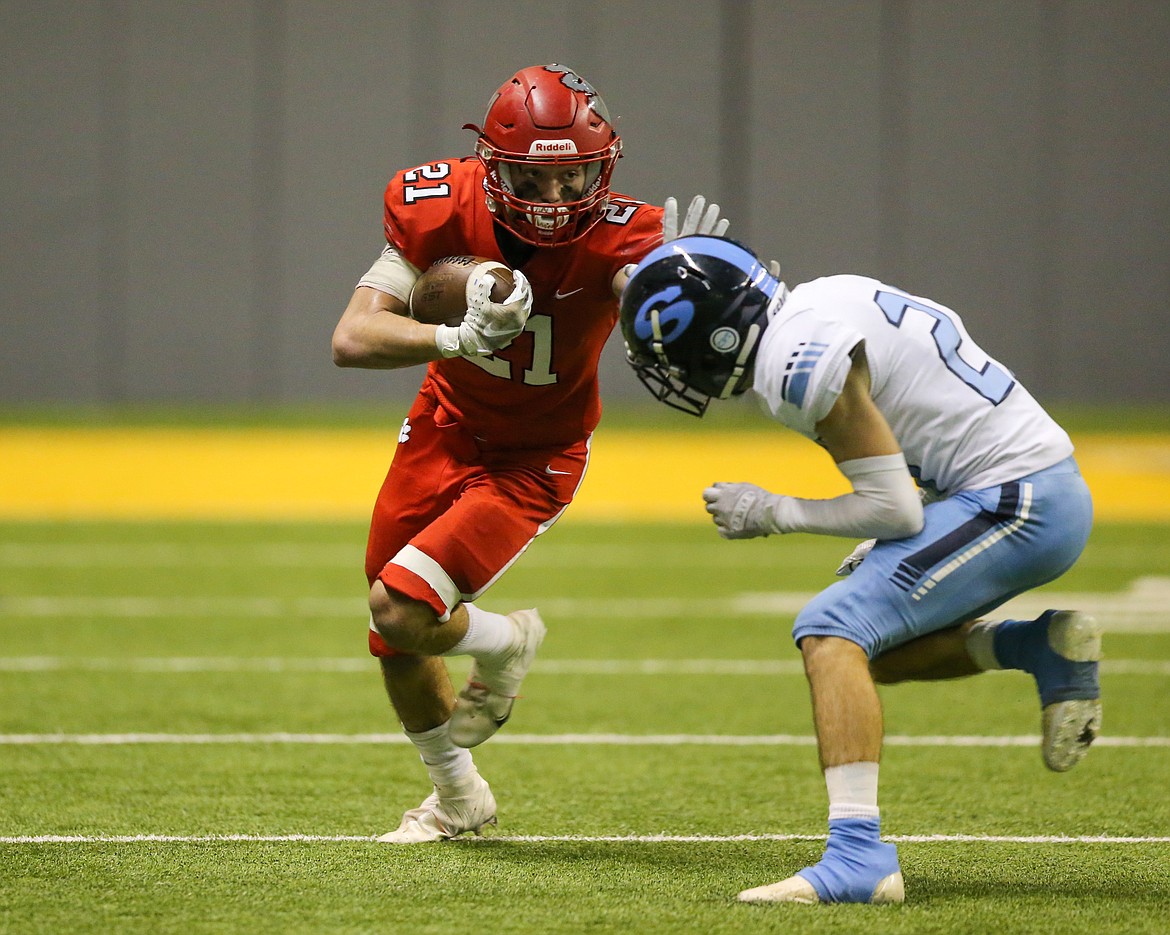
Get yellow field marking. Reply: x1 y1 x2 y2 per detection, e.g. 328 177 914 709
1 427 1168 521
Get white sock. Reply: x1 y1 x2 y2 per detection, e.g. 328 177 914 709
404 721 475 792
825 762 881 821
965 620 1004 671
442 603 515 660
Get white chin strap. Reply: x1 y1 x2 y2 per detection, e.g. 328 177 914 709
649 308 670 365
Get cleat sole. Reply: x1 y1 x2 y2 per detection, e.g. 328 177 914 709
1042 698 1102 771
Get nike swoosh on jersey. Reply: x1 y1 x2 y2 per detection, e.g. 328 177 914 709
545 465 572 475
554 287 584 299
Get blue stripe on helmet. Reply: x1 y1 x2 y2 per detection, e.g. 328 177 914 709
633 236 777 297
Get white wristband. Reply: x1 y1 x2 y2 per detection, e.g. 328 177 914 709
434 323 462 358
771 453 924 539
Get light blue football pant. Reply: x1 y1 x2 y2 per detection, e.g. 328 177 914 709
791 456 1093 659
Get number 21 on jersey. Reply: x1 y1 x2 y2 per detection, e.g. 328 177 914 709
464 315 556 386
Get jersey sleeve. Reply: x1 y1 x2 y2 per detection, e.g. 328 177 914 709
753 310 863 436
610 197 664 263
588 195 663 287
382 159 485 270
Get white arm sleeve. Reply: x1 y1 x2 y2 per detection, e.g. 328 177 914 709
770 453 924 539
356 245 420 303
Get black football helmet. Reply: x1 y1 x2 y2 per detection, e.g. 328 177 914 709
619 235 783 416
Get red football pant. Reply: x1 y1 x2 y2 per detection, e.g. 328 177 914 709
365 389 588 654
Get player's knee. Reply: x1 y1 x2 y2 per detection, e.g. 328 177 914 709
368 625 414 658
368 582 428 652
799 634 869 676
793 604 881 660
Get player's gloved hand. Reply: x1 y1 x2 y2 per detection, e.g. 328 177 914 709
435 269 533 358
835 538 876 576
434 319 489 358
663 195 730 242
468 267 532 347
702 482 782 539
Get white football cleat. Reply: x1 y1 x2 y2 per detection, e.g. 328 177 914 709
738 875 821 904
449 609 546 748
377 773 497 843
737 871 905 905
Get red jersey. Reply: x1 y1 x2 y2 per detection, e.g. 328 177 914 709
383 157 663 450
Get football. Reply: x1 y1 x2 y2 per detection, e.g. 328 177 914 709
408 256 515 327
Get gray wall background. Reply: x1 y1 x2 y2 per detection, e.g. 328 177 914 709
3 0 1168 408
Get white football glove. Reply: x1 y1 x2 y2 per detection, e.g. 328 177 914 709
835 538 876 577
663 195 730 242
702 482 781 540
435 269 533 358
467 267 532 346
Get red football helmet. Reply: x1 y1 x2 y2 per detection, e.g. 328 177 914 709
466 64 623 246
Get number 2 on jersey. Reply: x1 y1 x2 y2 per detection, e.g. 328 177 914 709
873 291 1014 405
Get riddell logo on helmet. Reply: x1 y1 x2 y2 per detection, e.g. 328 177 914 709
530 139 578 155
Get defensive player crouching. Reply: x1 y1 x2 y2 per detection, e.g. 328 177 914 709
619 235 1100 904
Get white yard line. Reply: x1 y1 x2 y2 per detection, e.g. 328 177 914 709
1 732 1166 747
2 832 1168 845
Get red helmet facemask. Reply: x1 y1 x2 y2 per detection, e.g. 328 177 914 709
465 64 622 246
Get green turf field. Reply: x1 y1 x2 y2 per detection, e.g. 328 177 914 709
2 518 1168 933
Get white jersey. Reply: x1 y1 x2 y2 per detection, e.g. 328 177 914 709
752 274 1073 495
